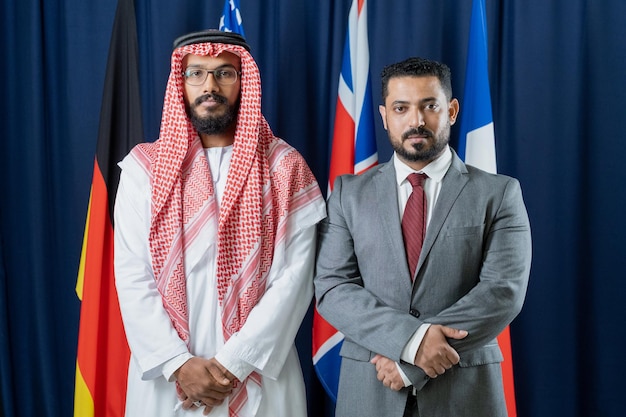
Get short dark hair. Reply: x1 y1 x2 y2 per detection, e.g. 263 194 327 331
381 57 453 102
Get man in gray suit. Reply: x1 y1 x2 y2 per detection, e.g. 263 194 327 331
314 57 531 417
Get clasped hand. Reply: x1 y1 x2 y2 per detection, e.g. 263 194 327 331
414 324 467 378
371 325 468 391
174 357 236 415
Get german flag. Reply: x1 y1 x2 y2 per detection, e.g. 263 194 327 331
74 0 143 415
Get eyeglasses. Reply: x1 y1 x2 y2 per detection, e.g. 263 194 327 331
182 66 240 86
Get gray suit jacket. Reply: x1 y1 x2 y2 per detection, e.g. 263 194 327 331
314 150 531 417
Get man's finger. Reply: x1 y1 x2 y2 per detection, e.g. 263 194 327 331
199 395 227 406
206 358 235 387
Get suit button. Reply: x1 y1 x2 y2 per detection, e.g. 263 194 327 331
409 309 420 317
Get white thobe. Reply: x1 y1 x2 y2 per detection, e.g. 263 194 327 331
114 145 324 417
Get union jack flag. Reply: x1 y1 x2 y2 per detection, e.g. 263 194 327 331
313 0 377 402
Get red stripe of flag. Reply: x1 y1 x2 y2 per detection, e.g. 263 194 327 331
74 0 143 415
313 0 377 403
458 0 517 415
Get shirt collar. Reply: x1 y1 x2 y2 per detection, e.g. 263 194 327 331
394 145 452 186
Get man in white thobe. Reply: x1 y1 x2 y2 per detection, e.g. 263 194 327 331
113 29 326 417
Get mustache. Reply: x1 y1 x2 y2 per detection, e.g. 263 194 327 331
402 127 432 140
193 93 227 107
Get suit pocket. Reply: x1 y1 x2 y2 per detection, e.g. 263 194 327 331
444 224 484 237
458 343 503 367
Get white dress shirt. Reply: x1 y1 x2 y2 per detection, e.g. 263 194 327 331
393 146 453 386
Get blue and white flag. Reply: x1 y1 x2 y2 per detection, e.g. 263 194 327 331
458 1 517 416
457 0 496 174
219 0 245 36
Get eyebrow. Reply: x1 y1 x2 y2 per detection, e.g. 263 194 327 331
419 97 439 104
390 97 439 106
185 63 237 70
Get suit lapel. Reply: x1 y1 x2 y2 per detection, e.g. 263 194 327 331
416 152 469 273
374 160 415 292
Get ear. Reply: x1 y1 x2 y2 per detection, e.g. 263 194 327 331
448 98 460 125
378 104 388 130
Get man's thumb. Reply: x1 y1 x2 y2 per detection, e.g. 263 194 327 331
442 326 468 339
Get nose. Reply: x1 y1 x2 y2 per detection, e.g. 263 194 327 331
409 109 425 128
202 72 220 93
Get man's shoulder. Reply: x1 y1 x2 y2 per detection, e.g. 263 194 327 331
119 141 158 176
456 164 524 202
266 137 299 159
326 163 390 200
337 161 390 184
459 160 519 185
266 137 314 174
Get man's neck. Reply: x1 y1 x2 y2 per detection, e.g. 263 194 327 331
199 125 236 148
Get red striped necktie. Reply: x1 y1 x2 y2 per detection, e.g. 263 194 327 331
402 173 428 280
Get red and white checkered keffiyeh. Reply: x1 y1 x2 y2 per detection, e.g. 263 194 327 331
128 41 323 415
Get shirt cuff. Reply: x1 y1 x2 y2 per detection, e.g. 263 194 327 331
401 323 431 365
162 352 194 382
395 362 412 387
215 339 256 382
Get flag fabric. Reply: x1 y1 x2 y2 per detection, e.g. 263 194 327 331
457 0 497 173
312 0 377 402
219 0 245 36
457 0 516 416
73 0 143 416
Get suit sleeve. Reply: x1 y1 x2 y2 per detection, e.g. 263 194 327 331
428 177 532 354
314 176 424 365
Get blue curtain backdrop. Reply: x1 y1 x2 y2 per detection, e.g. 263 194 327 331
1 0 625 416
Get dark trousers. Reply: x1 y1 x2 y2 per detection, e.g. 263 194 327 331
403 391 418 417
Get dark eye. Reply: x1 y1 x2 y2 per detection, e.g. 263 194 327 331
185 69 204 79
217 69 236 80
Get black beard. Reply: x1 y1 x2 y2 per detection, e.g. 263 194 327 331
392 126 449 162
188 93 239 135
